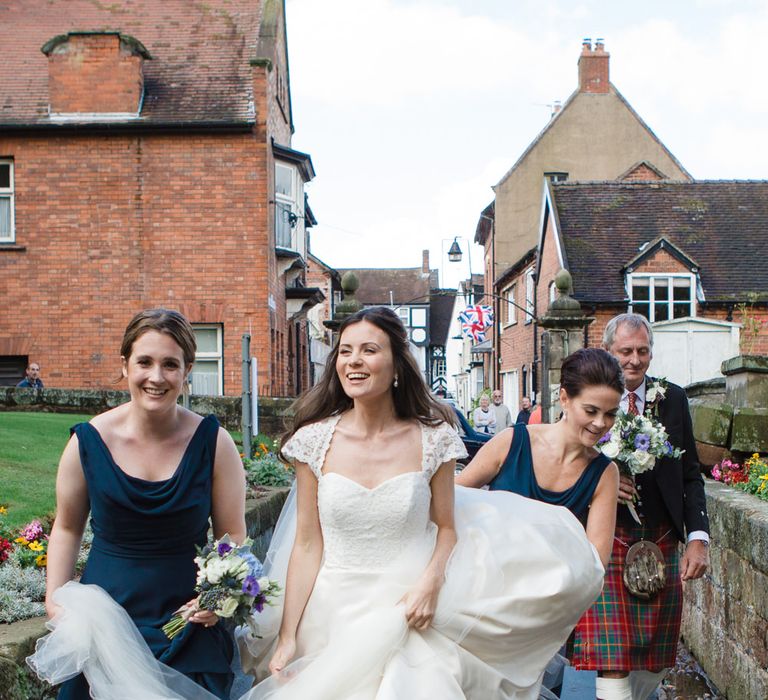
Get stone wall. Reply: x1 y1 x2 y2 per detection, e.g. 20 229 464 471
0 487 290 700
0 387 294 436
682 480 768 700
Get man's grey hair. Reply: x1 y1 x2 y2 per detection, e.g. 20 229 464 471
603 313 654 349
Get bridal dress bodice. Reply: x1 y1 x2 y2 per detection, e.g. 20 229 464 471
283 415 463 570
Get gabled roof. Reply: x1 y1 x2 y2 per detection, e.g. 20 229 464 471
494 85 691 189
622 236 699 273
618 160 669 182
0 0 267 127
549 181 768 303
336 267 435 306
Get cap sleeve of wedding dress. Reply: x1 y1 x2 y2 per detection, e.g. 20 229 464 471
280 416 339 478
422 421 468 478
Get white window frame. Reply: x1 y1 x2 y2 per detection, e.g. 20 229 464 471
396 307 410 327
501 284 517 326
524 267 535 324
0 159 15 244
628 272 697 323
274 161 304 255
190 325 224 396
549 281 557 304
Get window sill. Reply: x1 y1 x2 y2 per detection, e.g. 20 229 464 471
502 321 518 329
0 244 26 252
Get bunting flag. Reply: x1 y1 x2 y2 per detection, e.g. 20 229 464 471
458 305 494 342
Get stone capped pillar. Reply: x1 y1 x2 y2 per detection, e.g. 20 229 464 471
538 269 594 423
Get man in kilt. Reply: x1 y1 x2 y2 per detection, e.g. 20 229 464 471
569 313 710 700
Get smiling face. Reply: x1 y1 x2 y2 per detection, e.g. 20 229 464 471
336 320 396 402
122 330 191 411
479 395 490 410
560 384 621 448
606 322 652 391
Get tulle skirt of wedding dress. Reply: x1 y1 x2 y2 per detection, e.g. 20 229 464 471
237 486 605 700
27 487 604 700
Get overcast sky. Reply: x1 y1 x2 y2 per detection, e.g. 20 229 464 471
285 0 768 288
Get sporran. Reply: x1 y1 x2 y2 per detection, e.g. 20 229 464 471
622 539 666 600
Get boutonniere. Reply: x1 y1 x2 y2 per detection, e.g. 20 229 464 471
644 377 668 416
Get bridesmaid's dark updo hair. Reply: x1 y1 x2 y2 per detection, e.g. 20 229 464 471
283 306 455 449
120 308 197 366
560 348 624 398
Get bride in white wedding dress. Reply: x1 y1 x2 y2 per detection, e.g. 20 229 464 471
237 306 605 699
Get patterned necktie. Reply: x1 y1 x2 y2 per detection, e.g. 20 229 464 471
627 391 640 416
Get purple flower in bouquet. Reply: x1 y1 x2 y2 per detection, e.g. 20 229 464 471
254 599 265 613
664 440 673 456
242 575 261 597
634 434 651 452
217 542 233 556
597 432 612 446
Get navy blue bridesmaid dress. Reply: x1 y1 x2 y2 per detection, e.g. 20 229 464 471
489 422 610 523
57 414 233 699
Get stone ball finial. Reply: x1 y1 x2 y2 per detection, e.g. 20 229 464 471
555 269 572 296
340 271 359 294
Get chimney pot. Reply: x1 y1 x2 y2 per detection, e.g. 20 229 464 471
581 38 592 54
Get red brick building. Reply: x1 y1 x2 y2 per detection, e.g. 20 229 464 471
0 0 320 397
535 180 768 386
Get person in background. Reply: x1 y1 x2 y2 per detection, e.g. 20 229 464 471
17 362 44 388
516 396 532 425
491 390 513 433
472 394 496 434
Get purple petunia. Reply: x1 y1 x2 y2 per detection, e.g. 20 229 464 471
217 542 233 556
242 575 261 597
634 433 651 451
664 440 673 456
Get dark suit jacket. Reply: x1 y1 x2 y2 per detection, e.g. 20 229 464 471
630 379 709 542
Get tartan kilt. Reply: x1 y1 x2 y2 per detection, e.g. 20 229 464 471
568 521 682 671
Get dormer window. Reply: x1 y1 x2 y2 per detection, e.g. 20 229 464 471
629 273 695 322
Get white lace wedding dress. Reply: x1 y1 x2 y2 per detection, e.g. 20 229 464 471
237 416 605 699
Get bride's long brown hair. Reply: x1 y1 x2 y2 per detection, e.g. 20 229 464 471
281 306 455 452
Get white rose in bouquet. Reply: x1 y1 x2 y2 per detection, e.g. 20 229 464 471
630 449 655 472
601 437 621 460
216 597 239 618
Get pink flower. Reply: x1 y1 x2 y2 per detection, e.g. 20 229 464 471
20 520 44 542
711 465 722 481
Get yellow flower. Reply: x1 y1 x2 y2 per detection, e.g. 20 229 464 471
28 541 44 552
0 506 7 515
758 475 768 493
259 443 269 454
14 536 28 545
36 554 48 567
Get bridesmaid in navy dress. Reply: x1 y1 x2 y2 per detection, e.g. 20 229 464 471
456 348 622 567
45 309 247 699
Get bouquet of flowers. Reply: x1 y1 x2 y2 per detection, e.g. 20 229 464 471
599 410 683 524
163 535 280 639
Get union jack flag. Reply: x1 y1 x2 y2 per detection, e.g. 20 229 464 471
458 305 494 342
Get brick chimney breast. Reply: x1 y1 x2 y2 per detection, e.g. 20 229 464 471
578 38 610 94
422 249 430 274
42 32 152 115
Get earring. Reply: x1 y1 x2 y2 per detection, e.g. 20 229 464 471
393 375 399 388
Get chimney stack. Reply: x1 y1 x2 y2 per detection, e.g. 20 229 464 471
42 32 152 115
422 249 430 274
578 37 609 94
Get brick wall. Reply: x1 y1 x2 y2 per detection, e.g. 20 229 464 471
0 131 275 395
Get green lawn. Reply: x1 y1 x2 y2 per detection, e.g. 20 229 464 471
0 412 92 529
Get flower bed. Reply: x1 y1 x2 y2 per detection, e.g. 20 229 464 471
243 438 294 490
711 453 768 501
